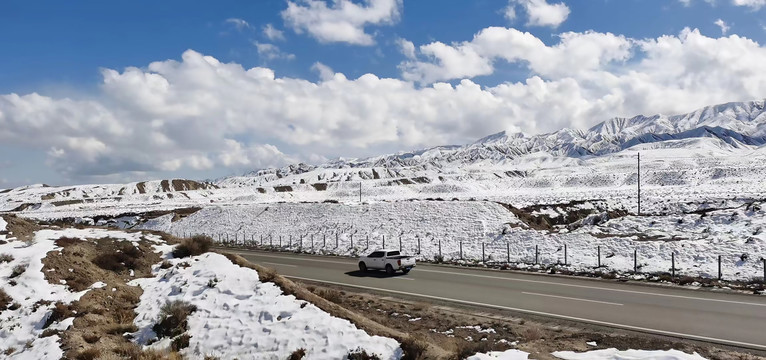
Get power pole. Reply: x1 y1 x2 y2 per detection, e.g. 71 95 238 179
637 152 641 216
359 182 362 203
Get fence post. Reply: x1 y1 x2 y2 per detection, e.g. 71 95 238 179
417 237 421 254
482 243 485 263
259 234 263 248
718 255 722 280
336 233 339 249
279 235 282 248
506 243 510 263
597 245 601 268
289 235 292 248
762 258 766 284
383 235 385 249
366 235 369 250
460 241 463 260
564 244 568 265
634 248 638 273
535 245 539 265
323 234 326 249
671 252 675 280
438 239 442 258
350 234 354 249
399 235 402 252
311 234 314 251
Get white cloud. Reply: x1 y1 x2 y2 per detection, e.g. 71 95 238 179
508 0 570 28
732 0 766 9
402 28 631 84
263 23 286 41
281 0 402 45
311 62 336 81
224 18 251 31
396 38 416 59
254 42 296 61
714 19 730 34
3 28 766 181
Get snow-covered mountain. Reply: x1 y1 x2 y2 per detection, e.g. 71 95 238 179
219 99 766 186
3 99 766 220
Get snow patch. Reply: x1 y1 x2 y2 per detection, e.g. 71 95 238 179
552 348 708 360
129 252 401 359
468 349 532 360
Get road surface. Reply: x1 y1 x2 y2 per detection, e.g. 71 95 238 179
228 249 766 351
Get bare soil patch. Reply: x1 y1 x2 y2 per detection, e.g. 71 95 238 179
40 232 167 359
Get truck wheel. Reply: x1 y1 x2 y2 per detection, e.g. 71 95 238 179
402 268 410 274
385 264 395 275
359 262 368 272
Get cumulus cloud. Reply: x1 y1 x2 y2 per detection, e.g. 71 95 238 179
396 38 416 59
402 28 632 84
507 0 570 28
732 0 766 9
281 0 402 45
263 23 286 41
715 19 730 34
224 18 251 31
3 28 766 181
254 42 296 60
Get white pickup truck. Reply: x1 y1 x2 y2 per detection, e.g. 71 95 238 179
358 249 416 275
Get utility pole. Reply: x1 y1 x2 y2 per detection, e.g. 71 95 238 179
359 182 362 203
637 152 641 216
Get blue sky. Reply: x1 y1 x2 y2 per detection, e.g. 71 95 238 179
1 0 766 188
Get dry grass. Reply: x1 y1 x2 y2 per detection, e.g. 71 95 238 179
75 348 101 360
522 326 545 341
448 340 492 360
0 253 13 263
152 300 197 339
315 288 343 303
288 348 307 360
0 288 12 310
82 333 100 344
10 264 26 278
346 348 382 360
43 302 74 329
400 336 428 360
91 241 142 272
55 236 84 247
172 235 213 258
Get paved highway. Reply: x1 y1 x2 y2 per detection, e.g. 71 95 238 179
229 249 766 351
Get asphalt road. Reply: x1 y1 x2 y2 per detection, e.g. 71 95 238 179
229 249 766 351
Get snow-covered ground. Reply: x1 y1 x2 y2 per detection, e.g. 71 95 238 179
129 252 402 359
469 348 708 360
551 348 708 360
137 199 766 281
0 226 165 359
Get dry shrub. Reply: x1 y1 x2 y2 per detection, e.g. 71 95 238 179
450 340 492 360
92 242 142 272
258 267 277 283
172 235 213 258
44 302 74 329
171 333 191 351
10 264 27 278
316 289 343 303
40 329 59 338
288 348 307 360
82 333 100 344
114 307 137 324
8 302 20 311
204 356 220 360
346 348 382 360
522 326 544 341
0 253 13 263
159 260 173 269
55 237 83 247
0 288 12 310
400 336 428 360
4 348 15 356
152 300 197 339
106 323 139 335
76 348 101 360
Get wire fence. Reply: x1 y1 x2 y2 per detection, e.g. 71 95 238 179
172 229 766 284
